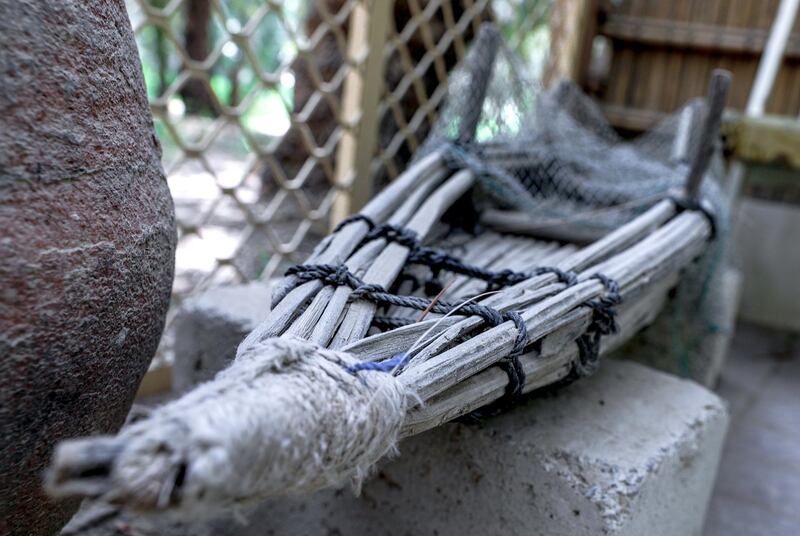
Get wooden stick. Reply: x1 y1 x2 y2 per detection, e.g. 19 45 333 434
341 199 676 363
401 270 679 436
290 171 449 345
685 69 731 201
456 25 501 144
269 150 445 309
244 154 447 353
408 200 678 363
399 211 711 403
481 209 608 244
329 170 477 349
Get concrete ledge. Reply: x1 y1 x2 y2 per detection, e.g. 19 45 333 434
217 360 728 536
172 281 271 392
733 197 800 332
70 359 729 536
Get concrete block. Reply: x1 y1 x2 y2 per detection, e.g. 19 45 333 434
612 267 741 387
733 197 800 332
172 281 271 392
73 360 728 536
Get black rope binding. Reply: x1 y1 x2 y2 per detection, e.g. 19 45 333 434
532 266 579 287
285 264 362 289
461 310 527 421
334 217 581 296
668 195 717 239
407 247 530 293
564 273 622 381
406 246 579 295
282 224 622 419
372 315 415 331
284 263 529 412
364 223 420 249
333 213 376 233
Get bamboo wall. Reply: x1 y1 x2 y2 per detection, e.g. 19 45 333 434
565 0 800 132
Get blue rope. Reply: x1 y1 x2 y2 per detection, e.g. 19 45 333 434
284 263 530 410
346 352 411 375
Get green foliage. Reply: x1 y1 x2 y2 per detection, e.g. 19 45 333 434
134 0 551 145
135 0 304 114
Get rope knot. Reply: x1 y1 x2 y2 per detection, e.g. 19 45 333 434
533 266 578 286
350 283 387 301
365 224 419 249
486 269 528 291
441 141 490 178
567 273 623 381
461 310 528 420
668 194 717 239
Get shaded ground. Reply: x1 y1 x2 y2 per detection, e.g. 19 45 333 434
704 322 800 536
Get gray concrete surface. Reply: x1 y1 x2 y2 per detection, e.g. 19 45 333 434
704 322 800 536
65 359 728 536
172 281 271 391
733 198 800 332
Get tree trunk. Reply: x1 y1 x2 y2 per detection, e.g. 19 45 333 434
0 2 176 535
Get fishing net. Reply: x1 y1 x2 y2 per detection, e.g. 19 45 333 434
418 31 727 235
413 28 731 379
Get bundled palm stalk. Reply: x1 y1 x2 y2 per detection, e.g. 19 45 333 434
46 27 731 515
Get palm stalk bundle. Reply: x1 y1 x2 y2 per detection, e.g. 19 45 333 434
47 28 731 515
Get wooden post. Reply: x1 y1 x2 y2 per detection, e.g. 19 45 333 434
331 0 393 228
455 25 501 144
685 70 731 202
543 0 598 87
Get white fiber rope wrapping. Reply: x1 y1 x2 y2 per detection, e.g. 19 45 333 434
49 338 410 513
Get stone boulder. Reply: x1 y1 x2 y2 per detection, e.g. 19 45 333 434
0 2 176 534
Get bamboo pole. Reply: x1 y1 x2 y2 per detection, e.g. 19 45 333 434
727 0 800 201
331 0 393 225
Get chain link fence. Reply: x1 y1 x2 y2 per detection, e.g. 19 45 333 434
124 0 551 371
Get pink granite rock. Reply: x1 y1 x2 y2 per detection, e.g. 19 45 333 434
0 2 176 534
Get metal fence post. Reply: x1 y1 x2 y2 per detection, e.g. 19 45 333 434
331 0 393 227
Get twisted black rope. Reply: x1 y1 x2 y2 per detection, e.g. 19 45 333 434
335 217 577 296
566 273 623 380
531 266 579 287
372 315 416 331
668 195 717 239
333 213 376 233
285 263 362 289
364 223 420 249
284 263 529 409
351 283 530 412
408 247 530 292
285 214 620 415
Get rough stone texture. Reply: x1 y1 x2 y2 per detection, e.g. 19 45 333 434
66 360 728 536
0 2 176 535
172 281 271 391
613 268 742 387
733 197 800 333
